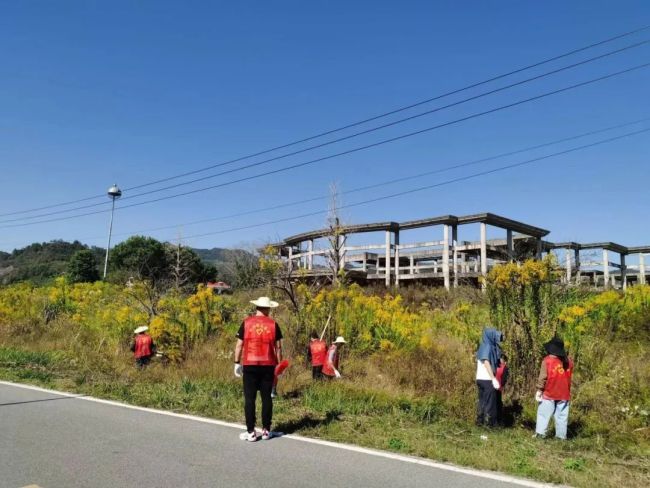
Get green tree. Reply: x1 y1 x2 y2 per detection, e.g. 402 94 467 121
110 236 168 282
66 250 100 283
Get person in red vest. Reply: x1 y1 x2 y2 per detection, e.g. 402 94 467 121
130 325 156 369
233 296 283 442
307 331 328 380
322 336 346 378
534 337 573 439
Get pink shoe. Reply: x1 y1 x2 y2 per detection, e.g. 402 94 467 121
261 429 272 440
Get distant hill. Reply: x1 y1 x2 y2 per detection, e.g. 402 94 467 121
192 247 253 265
192 247 255 284
0 241 253 285
0 241 105 285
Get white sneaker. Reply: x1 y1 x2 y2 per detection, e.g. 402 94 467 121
239 431 258 442
261 429 272 440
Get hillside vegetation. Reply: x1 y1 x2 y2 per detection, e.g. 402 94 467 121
0 239 251 285
0 256 648 487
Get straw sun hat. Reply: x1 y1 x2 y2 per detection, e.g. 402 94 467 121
134 325 149 334
333 336 347 344
250 296 279 308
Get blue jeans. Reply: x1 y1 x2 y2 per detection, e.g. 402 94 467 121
535 399 570 439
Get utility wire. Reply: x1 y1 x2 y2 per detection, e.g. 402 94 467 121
71 117 650 240
4 39 648 223
2 60 649 227
159 127 650 243
2 25 647 218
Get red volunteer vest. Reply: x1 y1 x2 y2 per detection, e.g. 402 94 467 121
322 344 339 376
495 364 507 392
543 355 573 401
309 339 327 367
134 334 153 359
242 315 278 366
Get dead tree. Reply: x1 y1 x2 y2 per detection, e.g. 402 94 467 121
326 183 347 285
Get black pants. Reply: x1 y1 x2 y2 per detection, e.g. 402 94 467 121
135 356 151 369
312 365 323 380
496 390 503 425
243 365 275 433
476 380 498 427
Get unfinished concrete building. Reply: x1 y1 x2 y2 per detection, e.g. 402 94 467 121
271 212 650 290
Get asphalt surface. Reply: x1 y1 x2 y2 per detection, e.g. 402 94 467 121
0 383 547 488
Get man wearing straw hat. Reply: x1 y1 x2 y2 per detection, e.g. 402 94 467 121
234 296 283 442
130 325 156 369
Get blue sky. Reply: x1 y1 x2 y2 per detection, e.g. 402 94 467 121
1 1 649 257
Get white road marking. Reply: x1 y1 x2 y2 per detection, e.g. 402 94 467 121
0 380 562 487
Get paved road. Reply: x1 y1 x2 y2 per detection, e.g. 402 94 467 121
0 383 550 488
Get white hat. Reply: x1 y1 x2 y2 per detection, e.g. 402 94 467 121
134 326 149 334
250 296 279 308
334 336 347 344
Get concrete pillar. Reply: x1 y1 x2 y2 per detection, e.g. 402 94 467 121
394 231 401 287
565 249 572 284
385 230 391 287
307 239 313 270
452 225 459 288
574 249 581 284
603 249 609 289
410 255 414 275
535 238 543 260
506 229 514 262
362 253 367 273
287 246 293 273
480 223 487 290
640 254 646 285
338 235 346 271
621 254 627 290
443 225 450 290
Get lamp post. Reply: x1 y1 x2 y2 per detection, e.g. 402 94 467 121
103 184 122 279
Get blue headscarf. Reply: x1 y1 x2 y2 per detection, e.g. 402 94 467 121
476 327 503 373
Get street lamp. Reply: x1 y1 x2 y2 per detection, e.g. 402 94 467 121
103 184 122 279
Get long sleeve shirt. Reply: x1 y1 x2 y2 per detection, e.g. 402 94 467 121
536 361 547 391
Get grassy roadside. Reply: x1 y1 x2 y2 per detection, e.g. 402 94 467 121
1 346 648 488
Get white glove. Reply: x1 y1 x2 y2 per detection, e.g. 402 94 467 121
334 369 342 379
234 363 243 378
491 378 500 390
535 390 543 403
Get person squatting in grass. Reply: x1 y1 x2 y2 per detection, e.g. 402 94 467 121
130 325 156 369
475 327 504 427
322 336 346 379
534 337 573 440
234 296 283 442
307 331 328 380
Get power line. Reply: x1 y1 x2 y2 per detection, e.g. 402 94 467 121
1 61 647 229
158 127 650 243
3 60 649 228
4 39 648 223
2 25 647 218
2 125 648 252
69 117 650 241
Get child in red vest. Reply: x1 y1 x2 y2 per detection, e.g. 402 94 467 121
307 331 328 380
534 337 573 440
495 354 509 424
